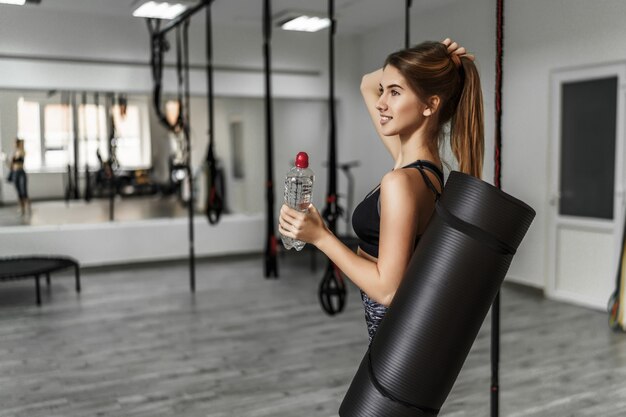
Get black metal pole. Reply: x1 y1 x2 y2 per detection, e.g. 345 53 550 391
71 92 80 200
81 91 90 202
204 0 222 225
405 0 412 49
263 0 278 279
492 0 505 416
181 19 196 292
206 4 214 151
107 93 115 222
327 0 337 234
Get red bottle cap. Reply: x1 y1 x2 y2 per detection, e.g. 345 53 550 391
295 152 309 168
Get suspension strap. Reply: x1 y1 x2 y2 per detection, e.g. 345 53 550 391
204 1 223 225
319 0 346 315
146 18 185 133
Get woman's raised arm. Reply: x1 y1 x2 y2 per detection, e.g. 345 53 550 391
360 69 400 161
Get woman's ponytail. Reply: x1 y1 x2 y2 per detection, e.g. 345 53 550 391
450 58 484 179
385 42 484 177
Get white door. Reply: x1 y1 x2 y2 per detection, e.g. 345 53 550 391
548 64 626 310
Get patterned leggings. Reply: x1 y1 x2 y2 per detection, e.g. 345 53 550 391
360 290 388 344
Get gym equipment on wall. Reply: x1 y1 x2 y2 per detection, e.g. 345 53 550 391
263 0 278 279
319 0 347 315
492 0 505 414
339 172 535 417
204 1 224 225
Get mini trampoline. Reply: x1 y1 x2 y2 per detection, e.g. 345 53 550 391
0 256 80 305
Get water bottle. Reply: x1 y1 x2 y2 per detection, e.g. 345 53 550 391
281 152 315 251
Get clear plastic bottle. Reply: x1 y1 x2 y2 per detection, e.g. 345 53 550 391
281 152 315 251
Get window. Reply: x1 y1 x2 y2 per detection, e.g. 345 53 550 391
16 98 42 170
43 103 73 169
560 77 617 219
15 95 152 171
78 103 108 169
112 102 151 169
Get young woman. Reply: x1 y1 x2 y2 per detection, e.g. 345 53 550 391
10 138 31 216
278 39 484 342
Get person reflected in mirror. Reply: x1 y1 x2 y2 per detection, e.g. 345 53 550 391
279 38 484 343
11 138 31 216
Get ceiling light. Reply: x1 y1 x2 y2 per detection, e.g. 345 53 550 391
280 15 331 32
132 1 188 20
0 0 27 5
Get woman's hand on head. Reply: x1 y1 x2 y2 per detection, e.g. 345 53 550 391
279 203 329 247
441 38 475 61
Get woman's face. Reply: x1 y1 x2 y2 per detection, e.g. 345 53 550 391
376 65 430 137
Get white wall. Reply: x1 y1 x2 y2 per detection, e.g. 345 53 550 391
0 5 330 97
356 0 626 296
0 214 265 267
504 0 626 294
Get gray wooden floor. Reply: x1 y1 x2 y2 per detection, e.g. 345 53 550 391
0 252 625 416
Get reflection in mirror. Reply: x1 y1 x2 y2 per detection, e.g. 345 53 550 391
0 90 330 229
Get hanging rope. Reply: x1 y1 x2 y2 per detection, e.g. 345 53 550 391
82 91 93 202
319 0 347 315
263 0 279 279
71 92 80 200
204 1 224 225
491 0 504 416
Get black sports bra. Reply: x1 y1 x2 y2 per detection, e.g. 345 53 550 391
351 160 444 258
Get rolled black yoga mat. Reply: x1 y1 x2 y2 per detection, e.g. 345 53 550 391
339 171 535 416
